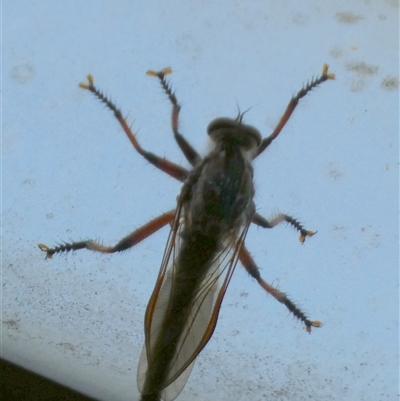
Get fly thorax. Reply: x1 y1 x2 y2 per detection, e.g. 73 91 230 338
186 146 255 238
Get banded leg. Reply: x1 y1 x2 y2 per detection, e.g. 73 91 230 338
38 210 175 259
252 212 316 243
147 68 202 167
239 245 321 333
79 76 189 182
256 64 335 157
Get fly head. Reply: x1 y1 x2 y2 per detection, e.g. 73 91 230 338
207 117 262 159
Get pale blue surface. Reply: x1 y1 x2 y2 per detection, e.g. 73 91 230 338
3 1 399 400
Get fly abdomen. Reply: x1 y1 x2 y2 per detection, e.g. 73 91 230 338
141 229 219 398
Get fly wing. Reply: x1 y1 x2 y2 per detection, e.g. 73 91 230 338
137 203 187 399
137 203 250 401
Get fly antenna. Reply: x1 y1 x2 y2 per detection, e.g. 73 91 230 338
236 105 253 123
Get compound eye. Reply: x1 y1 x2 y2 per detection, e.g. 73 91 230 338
207 117 262 150
207 118 237 136
243 126 262 149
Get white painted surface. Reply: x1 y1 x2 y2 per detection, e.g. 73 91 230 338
3 1 398 400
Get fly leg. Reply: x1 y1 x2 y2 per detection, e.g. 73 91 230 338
255 64 335 157
147 68 202 167
79 75 188 182
239 245 321 333
252 212 316 243
38 210 175 259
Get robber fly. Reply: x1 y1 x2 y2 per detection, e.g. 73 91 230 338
39 65 334 401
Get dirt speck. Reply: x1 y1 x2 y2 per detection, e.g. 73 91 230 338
3 319 20 330
350 79 366 92
330 46 343 58
381 76 399 91
345 61 379 76
11 64 35 84
385 0 399 8
326 162 344 181
335 12 364 24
